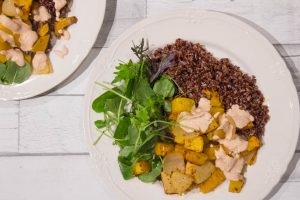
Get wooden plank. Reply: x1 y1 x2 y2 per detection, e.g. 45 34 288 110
147 0 300 44
94 0 146 48
19 96 87 153
284 56 300 91
271 182 300 200
0 101 19 153
0 129 18 153
0 155 109 200
94 18 143 48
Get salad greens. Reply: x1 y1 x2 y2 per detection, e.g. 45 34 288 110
0 61 32 85
92 39 177 182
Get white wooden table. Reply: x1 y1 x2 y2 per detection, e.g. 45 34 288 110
1 1 300 199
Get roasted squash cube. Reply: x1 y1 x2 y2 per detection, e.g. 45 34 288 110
170 97 195 114
203 145 219 160
199 168 226 193
54 16 78 36
174 145 187 156
247 136 261 151
133 160 150 175
186 161 215 184
154 142 174 157
184 136 204 152
229 179 245 193
185 151 208 165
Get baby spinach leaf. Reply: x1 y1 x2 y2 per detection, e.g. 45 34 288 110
95 120 106 129
153 75 176 98
133 78 155 105
0 63 7 83
92 89 118 113
128 125 139 145
104 96 122 115
118 158 134 180
114 117 131 146
119 146 135 159
139 159 162 183
14 62 32 84
1 61 18 85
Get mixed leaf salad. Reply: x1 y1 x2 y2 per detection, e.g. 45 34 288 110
92 39 177 182
92 39 262 195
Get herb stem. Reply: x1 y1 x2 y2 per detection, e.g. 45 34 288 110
95 82 132 102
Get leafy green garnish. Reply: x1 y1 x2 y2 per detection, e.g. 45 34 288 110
0 61 32 85
153 75 176 98
92 39 177 183
139 158 162 183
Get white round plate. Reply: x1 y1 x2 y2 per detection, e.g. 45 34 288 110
84 10 299 200
0 0 106 100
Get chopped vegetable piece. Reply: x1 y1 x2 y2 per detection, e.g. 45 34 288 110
14 0 33 10
133 160 150 175
185 151 208 165
203 145 219 160
246 150 258 166
210 106 225 117
161 172 176 194
32 55 52 74
186 161 215 184
54 16 78 36
38 23 49 37
171 126 188 137
199 168 226 193
206 119 219 133
32 34 50 52
174 135 185 144
184 136 204 152
0 40 10 50
229 179 245 193
247 136 261 151
154 142 174 157
163 152 185 175
0 53 7 63
174 145 187 156
210 90 223 107
170 171 194 194
170 97 195 114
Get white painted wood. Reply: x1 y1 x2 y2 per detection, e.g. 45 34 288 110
0 129 18 153
19 96 87 153
94 18 143 48
0 101 19 153
147 0 300 44
271 182 300 200
0 155 110 200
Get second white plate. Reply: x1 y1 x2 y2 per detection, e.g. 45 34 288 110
0 0 106 100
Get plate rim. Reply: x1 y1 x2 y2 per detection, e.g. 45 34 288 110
84 9 300 200
0 0 107 101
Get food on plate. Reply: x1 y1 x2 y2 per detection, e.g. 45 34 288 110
91 39 269 195
0 0 77 85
